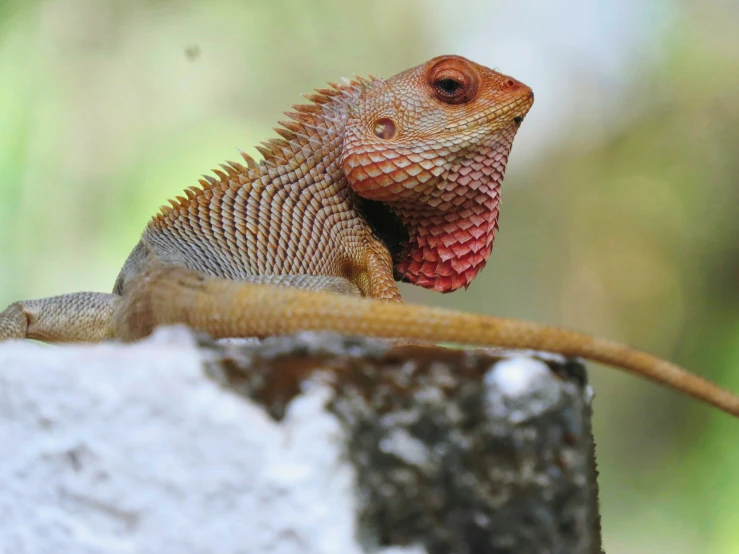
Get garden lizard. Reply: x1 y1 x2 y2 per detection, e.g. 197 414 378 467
1 55 737 417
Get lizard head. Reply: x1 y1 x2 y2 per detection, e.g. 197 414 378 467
342 55 534 292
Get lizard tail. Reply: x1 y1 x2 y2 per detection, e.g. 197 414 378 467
116 265 739 418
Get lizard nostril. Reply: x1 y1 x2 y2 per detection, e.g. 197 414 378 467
373 118 397 140
513 116 524 124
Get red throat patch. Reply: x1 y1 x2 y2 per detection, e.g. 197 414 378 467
344 132 517 293
392 141 508 292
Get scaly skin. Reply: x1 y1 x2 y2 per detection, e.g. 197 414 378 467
1 55 738 417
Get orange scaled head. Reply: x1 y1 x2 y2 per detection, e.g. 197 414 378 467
342 55 534 292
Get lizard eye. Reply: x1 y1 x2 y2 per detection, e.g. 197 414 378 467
437 78 461 93
428 58 479 105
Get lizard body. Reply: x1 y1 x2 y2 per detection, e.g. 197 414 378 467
1 55 738 417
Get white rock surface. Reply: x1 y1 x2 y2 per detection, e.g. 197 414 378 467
0 327 422 554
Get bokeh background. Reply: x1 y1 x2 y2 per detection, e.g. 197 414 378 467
1 0 737 551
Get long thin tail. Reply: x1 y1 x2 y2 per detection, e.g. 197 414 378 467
116 265 739 417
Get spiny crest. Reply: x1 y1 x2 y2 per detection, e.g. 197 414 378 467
152 74 382 225
271 75 381 159
153 162 244 223
238 149 258 169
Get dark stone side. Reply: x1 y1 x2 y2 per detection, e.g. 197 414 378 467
202 333 603 554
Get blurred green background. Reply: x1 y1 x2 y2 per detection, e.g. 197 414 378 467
0 0 737 551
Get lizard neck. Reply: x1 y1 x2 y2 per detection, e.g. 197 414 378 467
383 139 511 293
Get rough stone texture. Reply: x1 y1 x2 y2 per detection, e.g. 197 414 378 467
0 327 602 554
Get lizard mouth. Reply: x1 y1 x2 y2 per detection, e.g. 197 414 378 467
442 92 534 134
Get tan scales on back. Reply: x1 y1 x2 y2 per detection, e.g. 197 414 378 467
1 55 738 417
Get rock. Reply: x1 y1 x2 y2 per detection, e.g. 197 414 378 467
0 327 602 554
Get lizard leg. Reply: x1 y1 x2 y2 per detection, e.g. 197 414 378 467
0 293 119 342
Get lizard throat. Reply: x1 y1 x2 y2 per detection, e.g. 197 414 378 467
387 142 511 293
391 191 501 293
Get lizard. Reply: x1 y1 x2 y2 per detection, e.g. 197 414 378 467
1 55 738 417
